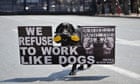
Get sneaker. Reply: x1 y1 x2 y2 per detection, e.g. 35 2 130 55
77 65 84 70
87 64 92 69
61 63 69 67
69 71 76 75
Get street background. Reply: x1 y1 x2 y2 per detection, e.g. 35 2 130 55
0 0 140 16
0 15 140 84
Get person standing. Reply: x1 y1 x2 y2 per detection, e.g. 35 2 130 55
103 37 114 58
96 0 102 15
93 37 104 62
79 38 94 69
136 0 140 16
54 22 80 75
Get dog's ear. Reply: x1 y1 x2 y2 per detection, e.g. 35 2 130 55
68 23 75 34
55 23 64 33
55 23 75 34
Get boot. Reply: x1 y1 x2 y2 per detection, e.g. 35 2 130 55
69 71 76 75
78 65 84 70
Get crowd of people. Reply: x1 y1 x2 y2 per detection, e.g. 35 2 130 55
95 0 121 15
92 0 140 16
89 0 120 15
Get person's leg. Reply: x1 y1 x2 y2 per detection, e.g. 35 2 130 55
78 64 84 70
69 64 77 75
78 64 92 70
61 63 69 67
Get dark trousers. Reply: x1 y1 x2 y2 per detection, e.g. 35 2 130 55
71 64 77 73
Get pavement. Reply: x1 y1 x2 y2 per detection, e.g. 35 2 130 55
1 13 140 19
0 15 140 84
95 13 140 19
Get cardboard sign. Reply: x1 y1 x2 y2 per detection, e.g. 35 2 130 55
18 26 115 65
18 26 53 65
78 26 115 64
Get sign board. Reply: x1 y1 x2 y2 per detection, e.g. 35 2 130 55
78 26 115 64
18 26 115 65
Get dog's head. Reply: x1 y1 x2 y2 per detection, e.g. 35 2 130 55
54 23 80 46
55 22 75 35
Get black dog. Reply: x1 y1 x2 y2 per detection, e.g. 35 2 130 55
54 22 80 75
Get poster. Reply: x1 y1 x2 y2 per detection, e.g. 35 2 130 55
78 26 115 64
18 25 115 65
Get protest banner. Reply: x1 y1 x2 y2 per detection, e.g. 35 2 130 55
18 26 115 65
